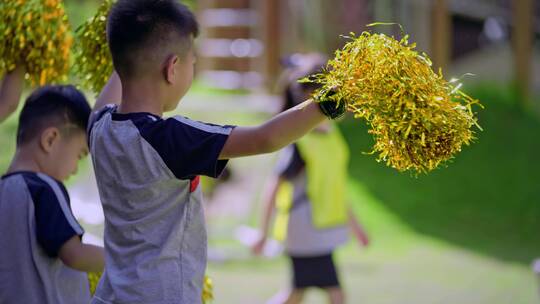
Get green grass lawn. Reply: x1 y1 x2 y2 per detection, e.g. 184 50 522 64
64 0 100 30
339 85 540 264
208 179 538 303
0 108 20 172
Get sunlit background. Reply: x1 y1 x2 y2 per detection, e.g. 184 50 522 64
1 0 539 303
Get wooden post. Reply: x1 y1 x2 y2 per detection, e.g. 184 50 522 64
431 0 451 72
341 0 369 35
512 0 534 102
404 0 431 53
373 0 394 36
263 0 281 91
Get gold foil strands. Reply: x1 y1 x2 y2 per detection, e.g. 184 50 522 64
202 275 214 303
87 272 213 303
0 0 72 85
88 272 101 295
73 0 114 94
303 28 482 174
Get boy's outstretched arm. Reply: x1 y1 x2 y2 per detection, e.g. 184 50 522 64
0 66 25 122
252 176 283 255
220 100 326 159
93 71 121 111
59 236 105 273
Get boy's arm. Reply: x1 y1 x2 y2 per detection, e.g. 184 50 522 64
0 66 25 122
220 100 326 159
58 236 105 273
348 207 369 247
252 176 283 255
93 71 121 111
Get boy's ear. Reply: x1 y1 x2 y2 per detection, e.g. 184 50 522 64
39 127 60 154
163 54 179 84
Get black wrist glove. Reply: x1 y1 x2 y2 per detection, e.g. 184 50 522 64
315 88 347 120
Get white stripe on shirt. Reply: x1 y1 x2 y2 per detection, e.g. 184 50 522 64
173 116 232 135
36 173 84 235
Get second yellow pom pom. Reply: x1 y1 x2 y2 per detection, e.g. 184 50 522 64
73 0 115 94
0 0 72 85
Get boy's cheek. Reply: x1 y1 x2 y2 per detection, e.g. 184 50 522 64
69 155 81 177
57 164 72 181
59 156 80 181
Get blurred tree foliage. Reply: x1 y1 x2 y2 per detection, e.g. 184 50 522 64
282 0 370 55
64 0 197 29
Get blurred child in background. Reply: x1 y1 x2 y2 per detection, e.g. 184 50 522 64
253 54 370 304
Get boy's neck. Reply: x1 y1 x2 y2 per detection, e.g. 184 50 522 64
119 79 166 116
6 148 42 175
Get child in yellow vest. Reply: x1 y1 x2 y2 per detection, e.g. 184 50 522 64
253 54 369 304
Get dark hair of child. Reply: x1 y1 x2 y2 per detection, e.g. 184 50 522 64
107 0 200 79
17 85 91 145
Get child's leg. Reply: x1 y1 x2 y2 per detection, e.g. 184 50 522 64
266 254 308 304
284 289 305 304
266 288 305 304
325 286 345 304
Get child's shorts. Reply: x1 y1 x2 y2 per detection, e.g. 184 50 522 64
289 253 340 289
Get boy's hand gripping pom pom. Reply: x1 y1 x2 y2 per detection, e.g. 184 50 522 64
302 24 483 174
314 87 347 120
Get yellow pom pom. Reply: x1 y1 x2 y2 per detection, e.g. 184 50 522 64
0 0 72 85
88 272 102 295
202 275 214 304
303 26 482 174
87 272 214 302
73 0 115 94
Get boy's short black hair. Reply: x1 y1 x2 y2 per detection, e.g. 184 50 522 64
107 0 199 79
17 85 91 145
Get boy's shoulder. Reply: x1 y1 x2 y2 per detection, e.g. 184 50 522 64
88 104 232 135
2 171 68 199
88 107 234 180
1 171 84 257
88 104 117 135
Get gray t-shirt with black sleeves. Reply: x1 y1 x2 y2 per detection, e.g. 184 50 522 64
88 105 233 304
0 171 90 304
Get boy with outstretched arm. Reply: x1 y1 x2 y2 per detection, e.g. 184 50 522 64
88 1 345 303
0 85 105 303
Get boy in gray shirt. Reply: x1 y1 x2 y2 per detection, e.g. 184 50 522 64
0 85 105 304
89 1 346 303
